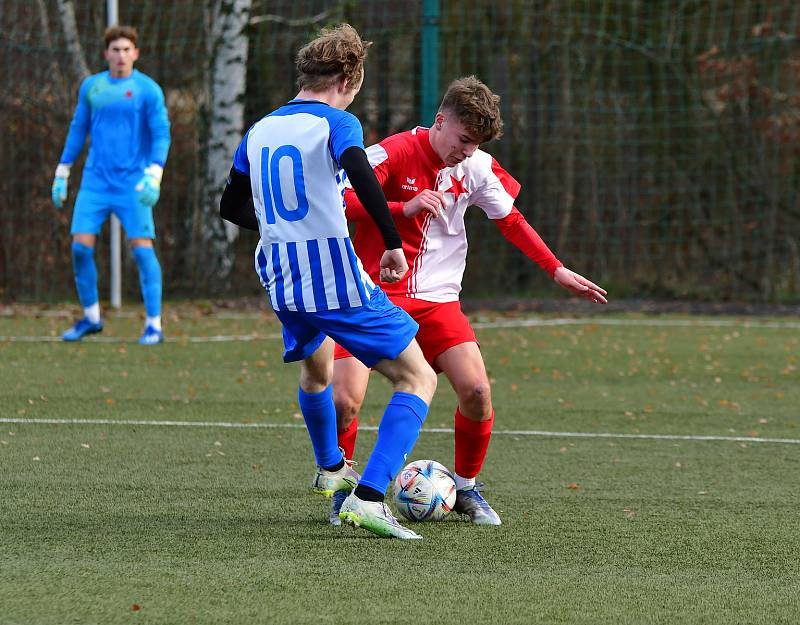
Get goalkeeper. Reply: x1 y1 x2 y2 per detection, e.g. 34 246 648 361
51 25 170 344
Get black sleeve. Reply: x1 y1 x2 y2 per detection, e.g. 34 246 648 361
339 146 402 249
220 167 258 231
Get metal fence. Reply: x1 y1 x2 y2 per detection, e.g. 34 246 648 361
2 1 799 303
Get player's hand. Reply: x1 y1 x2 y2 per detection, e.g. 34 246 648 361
51 163 71 209
553 266 608 304
51 177 68 209
379 248 408 283
135 164 163 207
402 189 444 218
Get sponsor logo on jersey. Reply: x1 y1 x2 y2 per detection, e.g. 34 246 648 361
401 176 418 192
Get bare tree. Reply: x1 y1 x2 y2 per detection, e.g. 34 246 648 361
194 0 252 283
55 0 89 82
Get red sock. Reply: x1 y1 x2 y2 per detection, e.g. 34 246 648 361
454 408 494 478
337 416 359 460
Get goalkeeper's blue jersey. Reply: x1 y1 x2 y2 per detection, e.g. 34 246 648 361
59 69 170 193
232 100 376 312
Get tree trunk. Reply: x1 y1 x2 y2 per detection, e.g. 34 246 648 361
195 0 252 284
55 0 89 82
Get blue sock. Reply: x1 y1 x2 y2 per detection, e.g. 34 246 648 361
298 386 342 469
359 392 429 495
133 246 162 318
71 242 98 309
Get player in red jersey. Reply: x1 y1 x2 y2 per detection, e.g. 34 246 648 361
329 76 608 525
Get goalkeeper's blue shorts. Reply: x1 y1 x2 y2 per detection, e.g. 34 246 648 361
274 286 419 367
70 188 155 239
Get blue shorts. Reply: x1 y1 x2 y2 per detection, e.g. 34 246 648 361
274 287 419 367
71 188 155 239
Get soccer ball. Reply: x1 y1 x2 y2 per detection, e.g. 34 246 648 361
393 459 456 522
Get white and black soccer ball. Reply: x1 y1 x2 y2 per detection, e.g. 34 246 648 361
393 459 456 522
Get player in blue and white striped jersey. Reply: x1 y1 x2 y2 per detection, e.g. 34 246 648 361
221 24 437 540
232 98 377 313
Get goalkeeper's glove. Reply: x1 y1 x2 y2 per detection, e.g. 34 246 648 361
135 164 163 207
51 163 71 209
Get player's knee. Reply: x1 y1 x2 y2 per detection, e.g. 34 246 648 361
458 380 492 415
299 364 332 393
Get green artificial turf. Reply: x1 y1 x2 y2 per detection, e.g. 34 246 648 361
1 309 798 624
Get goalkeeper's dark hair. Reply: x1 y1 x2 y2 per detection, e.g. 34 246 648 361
104 25 138 48
295 24 372 92
439 76 504 143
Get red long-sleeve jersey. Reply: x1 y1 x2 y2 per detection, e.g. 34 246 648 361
345 127 562 302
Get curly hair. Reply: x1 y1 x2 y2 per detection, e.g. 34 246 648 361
295 24 372 92
439 76 503 142
104 25 138 48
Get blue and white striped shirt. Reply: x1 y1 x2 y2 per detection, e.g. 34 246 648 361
232 100 376 312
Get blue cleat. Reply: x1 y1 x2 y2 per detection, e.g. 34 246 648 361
62 318 103 342
454 483 502 525
139 325 164 345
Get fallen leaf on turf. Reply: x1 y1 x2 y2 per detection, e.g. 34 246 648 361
132 604 141 611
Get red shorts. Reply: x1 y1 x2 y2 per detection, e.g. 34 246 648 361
333 297 477 372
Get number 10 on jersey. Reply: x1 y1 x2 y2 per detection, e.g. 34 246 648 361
259 145 309 223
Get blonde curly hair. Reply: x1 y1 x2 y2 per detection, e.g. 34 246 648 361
296 24 372 92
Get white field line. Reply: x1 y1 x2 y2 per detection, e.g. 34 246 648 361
2 316 799 343
0 334 281 343
2 417 799 445
470 317 800 330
